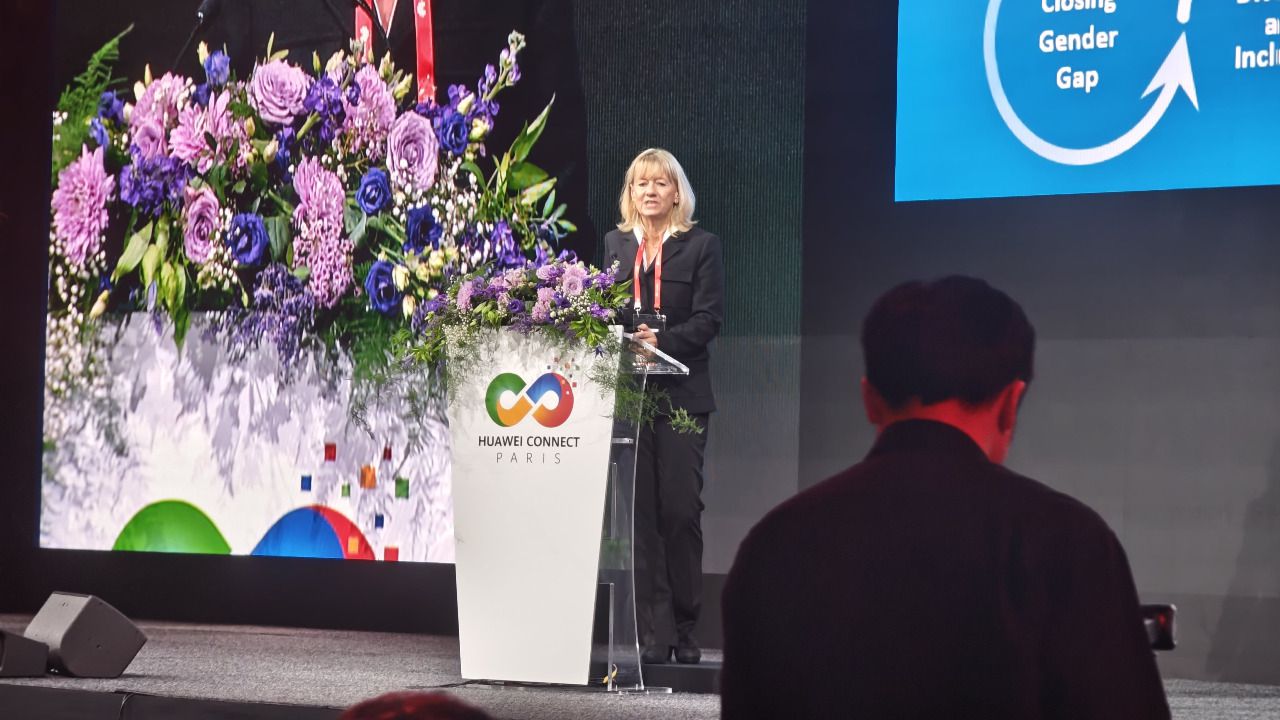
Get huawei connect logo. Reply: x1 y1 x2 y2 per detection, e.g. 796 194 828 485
485 372 575 428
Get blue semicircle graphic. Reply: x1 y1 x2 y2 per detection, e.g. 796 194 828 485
252 507 345 559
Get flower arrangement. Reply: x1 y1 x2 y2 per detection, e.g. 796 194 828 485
46 27 626 407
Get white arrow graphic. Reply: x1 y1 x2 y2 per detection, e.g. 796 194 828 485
984 0 1198 166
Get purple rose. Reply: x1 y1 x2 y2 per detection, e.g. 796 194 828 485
386 112 439 191
250 60 310 125
182 186 221 263
226 213 271 267
130 118 167 161
507 298 525 314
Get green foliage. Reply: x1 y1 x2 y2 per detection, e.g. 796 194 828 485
669 408 705 435
53 26 132 175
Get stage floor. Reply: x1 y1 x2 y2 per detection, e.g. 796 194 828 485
3 615 1280 719
0 615 721 720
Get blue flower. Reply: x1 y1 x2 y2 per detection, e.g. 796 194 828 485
491 221 522 268
346 81 361 106
204 50 231 87
273 128 297 181
192 83 211 108
89 117 109 147
404 206 443 254
302 77 346 152
533 242 551 267
120 156 188 217
304 76 345 117
357 168 391 215
434 108 470 155
364 260 403 316
507 298 525 314
97 91 125 125
226 213 271 267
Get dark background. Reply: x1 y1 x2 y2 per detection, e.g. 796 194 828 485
3 0 1278 684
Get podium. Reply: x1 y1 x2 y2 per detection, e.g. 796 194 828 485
447 328 687 690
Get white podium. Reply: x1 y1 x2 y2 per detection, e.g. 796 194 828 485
447 328 686 690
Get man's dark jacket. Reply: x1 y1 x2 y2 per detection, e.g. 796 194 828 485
721 420 1170 719
602 226 724 415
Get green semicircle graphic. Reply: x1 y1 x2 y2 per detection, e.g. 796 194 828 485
113 500 232 555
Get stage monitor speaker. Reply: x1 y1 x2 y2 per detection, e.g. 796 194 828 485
0 630 48 677
24 593 147 678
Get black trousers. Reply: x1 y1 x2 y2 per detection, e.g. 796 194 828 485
634 412 709 646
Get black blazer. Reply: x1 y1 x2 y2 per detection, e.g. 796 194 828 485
204 0 596 258
721 420 1171 720
602 226 724 415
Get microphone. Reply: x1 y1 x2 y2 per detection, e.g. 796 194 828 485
170 0 223 73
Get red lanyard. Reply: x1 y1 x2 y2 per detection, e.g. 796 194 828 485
633 240 662 312
355 1 436 102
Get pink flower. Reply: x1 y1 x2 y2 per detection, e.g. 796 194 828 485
561 264 588 296
170 91 246 173
51 146 114 267
343 65 396 159
456 279 476 311
292 157 345 244
291 157 352 307
131 74 190 131
182 186 221 263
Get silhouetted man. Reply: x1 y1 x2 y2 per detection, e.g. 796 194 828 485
721 276 1169 719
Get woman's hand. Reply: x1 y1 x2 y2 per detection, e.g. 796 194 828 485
633 324 659 356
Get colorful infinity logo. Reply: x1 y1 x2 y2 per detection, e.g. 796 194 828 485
485 372 575 428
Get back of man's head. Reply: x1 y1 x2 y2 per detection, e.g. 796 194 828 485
340 691 493 720
860 277 1035 460
862 276 1035 407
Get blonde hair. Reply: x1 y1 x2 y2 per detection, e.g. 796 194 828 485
616 148 697 233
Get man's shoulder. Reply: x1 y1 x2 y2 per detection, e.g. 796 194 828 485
989 463 1116 538
741 456 1115 557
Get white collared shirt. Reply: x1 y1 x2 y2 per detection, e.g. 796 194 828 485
633 227 676 270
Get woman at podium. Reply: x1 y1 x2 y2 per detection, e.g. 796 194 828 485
601 148 725 665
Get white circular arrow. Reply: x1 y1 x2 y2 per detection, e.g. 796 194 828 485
984 0 1198 166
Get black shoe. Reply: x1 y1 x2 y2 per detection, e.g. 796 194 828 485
675 635 701 664
641 644 671 665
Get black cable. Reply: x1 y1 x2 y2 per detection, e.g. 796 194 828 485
170 0 223 73
115 691 140 720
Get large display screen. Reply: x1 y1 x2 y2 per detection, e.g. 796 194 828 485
896 0 1280 201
